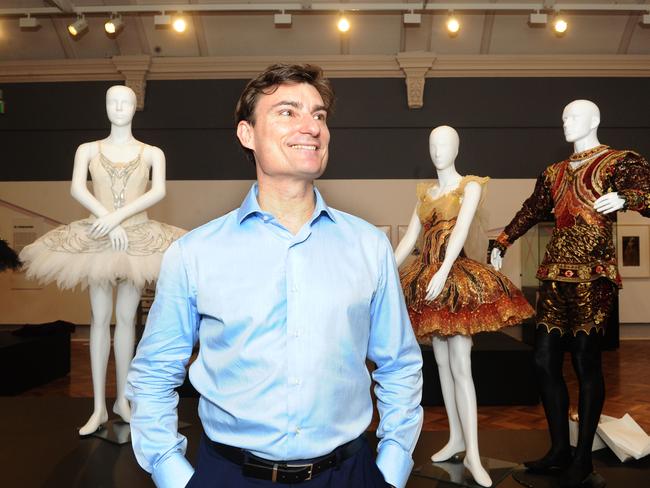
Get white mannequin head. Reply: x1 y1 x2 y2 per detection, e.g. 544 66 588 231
429 125 459 171
106 85 137 127
562 99 600 145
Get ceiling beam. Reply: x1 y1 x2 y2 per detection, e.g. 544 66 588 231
50 16 77 59
190 0 210 56
48 0 75 13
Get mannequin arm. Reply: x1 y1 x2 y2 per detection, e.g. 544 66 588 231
425 181 481 300
394 207 422 267
602 152 650 218
70 142 111 218
490 171 554 259
89 146 167 238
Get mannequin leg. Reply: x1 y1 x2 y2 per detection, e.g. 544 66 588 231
447 335 491 488
112 280 141 423
79 283 113 436
559 330 604 487
524 327 572 472
431 335 466 462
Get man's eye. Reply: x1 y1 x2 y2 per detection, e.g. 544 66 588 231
279 109 292 116
314 113 326 121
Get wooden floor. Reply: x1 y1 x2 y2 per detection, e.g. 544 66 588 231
21 339 650 432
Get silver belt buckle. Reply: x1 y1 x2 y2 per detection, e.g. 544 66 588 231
287 462 314 481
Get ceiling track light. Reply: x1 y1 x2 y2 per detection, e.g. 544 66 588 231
403 10 421 25
553 13 568 35
68 15 88 37
337 13 350 33
154 12 171 27
529 11 548 26
642 13 650 25
19 13 40 29
446 12 460 36
173 13 187 33
274 10 292 26
104 13 124 35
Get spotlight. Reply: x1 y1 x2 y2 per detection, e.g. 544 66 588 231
19 14 40 29
154 14 171 27
274 12 292 26
337 16 350 33
104 15 124 35
529 12 548 25
68 16 88 37
173 16 187 33
446 15 460 35
553 17 568 35
403 12 421 25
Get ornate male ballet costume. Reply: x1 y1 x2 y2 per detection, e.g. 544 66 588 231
491 145 650 486
400 175 533 341
20 144 184 290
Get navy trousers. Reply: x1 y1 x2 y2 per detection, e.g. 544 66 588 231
186 434 391 488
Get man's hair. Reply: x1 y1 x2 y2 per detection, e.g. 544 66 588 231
235 64 335 165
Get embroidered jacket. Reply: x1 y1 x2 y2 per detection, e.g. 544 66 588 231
492 147 650 287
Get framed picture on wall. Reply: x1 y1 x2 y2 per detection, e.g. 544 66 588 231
616 225 650 278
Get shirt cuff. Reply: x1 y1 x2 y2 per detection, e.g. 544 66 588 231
151 452 194 488
376 441 414 488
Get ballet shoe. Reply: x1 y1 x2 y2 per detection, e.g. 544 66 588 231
431 440 466 462
524 449 572 474
79 408 108 437
463 456 492 487
113 398 131 423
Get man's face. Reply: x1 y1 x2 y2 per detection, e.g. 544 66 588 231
562 103 596 143
237 82 330 182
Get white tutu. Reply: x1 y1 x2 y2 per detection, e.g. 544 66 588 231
20 217 185 290
20 142 185 290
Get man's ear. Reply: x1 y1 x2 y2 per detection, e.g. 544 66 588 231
237 120 255 151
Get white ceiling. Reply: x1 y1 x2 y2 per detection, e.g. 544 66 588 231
0 0 649 60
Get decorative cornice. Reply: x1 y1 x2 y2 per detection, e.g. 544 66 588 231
112 55 152 110
1 54 649 111
397 51 435 109
2 54 649 84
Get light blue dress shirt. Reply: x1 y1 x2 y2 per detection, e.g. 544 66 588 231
126 184 423 488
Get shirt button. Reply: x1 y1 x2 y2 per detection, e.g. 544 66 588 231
294 427 301 435
292 330 300 338
289 377 300 386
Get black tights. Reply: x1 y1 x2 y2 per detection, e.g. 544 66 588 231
534 327 605 468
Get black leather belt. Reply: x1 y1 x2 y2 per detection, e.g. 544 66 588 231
206 434 366 483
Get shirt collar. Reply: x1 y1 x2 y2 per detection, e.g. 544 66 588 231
237 183 336 225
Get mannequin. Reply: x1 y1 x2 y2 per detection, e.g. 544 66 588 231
396 126 533 487
490 100 650 487
20 86 184 436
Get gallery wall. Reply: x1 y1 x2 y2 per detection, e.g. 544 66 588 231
1 77 649 336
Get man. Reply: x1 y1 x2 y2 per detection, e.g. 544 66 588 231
490 99 650 487
126 64 423 488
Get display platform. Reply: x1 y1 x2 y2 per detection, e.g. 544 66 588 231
413 454 518 487
1 398 648 487
421 331 539 406
0 321 74 395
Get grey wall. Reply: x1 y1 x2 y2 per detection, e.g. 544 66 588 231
1 77 649 181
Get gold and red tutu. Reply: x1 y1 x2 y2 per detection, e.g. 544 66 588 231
400 175 533 340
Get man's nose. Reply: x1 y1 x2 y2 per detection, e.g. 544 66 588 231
299 113 320 135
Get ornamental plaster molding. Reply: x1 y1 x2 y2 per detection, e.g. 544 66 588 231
396 51 436 109
112 55 152 111
1 54 650 110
